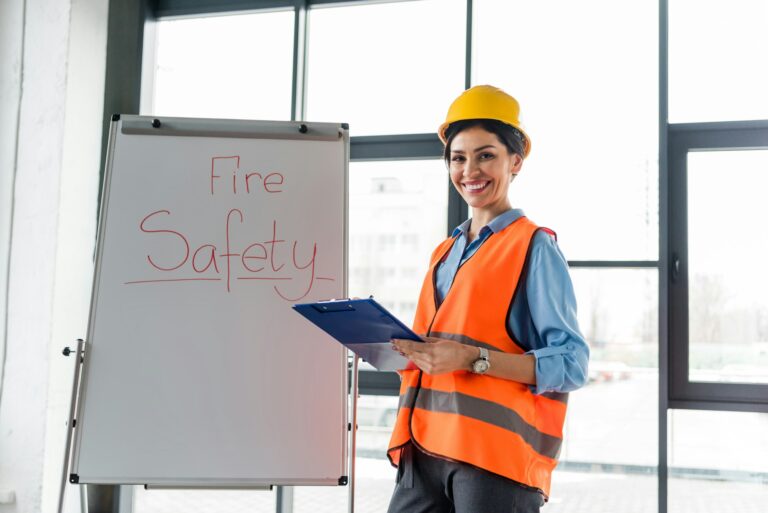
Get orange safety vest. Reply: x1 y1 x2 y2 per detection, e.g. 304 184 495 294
387 216 568 498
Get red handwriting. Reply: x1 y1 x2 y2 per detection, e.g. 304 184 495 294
124 278 222 284
140 210 190 271
210 155 284 195
131 209 334 300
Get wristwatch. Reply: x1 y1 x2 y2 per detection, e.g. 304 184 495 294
471 347 490 374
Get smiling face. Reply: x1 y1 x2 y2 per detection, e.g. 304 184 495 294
448 125 523 222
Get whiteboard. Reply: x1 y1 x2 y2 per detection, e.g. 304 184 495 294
71 116 349 486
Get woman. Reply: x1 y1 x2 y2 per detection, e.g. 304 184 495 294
387 85 589 513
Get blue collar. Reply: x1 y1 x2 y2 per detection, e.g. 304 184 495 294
451 208 526 239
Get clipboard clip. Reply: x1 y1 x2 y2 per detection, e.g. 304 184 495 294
311 295 375 313
312 302 355 313
316 295 374 302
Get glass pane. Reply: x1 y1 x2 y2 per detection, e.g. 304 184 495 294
306 0 466 136
552 268 658 512
668 409 768 513
133 486 276 512
345 153 446 506
348 160 449 328
292 395 399 513
147 11 294 120
688 150 768 384
474 0 658 261
669 0 768 123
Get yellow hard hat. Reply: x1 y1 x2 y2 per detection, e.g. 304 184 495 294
438 85 531 157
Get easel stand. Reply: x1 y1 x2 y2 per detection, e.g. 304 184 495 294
348 354 360 513
59 339 85 513
58 340 130 513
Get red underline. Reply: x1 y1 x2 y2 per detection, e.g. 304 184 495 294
125 276 337 284
237 277 293 281
124 278 222 284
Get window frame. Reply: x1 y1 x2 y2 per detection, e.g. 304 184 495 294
667 120 768 413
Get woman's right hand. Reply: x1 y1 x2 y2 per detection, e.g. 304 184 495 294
391 337 478 375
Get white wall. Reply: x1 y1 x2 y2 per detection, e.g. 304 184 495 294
0 0 24 412
0 0 108 512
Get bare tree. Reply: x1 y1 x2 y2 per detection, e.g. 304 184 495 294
756 307 768 343
689 273 725 344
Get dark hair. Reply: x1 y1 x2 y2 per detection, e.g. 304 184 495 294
442 119 527 164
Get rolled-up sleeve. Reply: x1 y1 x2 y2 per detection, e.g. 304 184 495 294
523 232 590 394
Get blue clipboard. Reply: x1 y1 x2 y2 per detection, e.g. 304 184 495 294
292 297 422 371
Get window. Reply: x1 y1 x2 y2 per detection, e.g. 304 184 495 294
305 0 466 136
668 127 768 408
474 0 659 261
562 269 659 510
669 0 768 123
134 487 277 513
687 151 768 385
667 410 768 513
348 160 447 324
146 11 295 120
474 0 660 509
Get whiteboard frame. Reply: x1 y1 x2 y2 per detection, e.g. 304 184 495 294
69 115 350 487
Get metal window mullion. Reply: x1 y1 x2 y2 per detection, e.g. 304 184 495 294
465 0 473 89
155 0 425 18
667 128 689 409
309 0 422 6
669 123 768 147
291 0 308 121
668 398 768 414
155 0 296 18
350 134 443 161
669 119 768 133
659 0 670 511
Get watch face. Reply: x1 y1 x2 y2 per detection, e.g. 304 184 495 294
472 359 490 374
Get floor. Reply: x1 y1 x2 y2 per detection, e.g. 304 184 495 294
132 458 768 513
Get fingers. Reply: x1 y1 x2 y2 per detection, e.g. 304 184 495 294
390 339 411 358
391 339 443 374
392 339 429 356
391 338 475 375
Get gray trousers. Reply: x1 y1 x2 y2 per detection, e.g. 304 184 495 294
387 443 545 513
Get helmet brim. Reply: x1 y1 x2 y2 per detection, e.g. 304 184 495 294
438 120 532 158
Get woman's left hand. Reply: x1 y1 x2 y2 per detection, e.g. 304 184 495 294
392 337 478 375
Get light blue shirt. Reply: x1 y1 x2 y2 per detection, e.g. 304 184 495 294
435 209 589 394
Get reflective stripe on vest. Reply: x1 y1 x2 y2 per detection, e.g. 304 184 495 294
387 216 567 498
